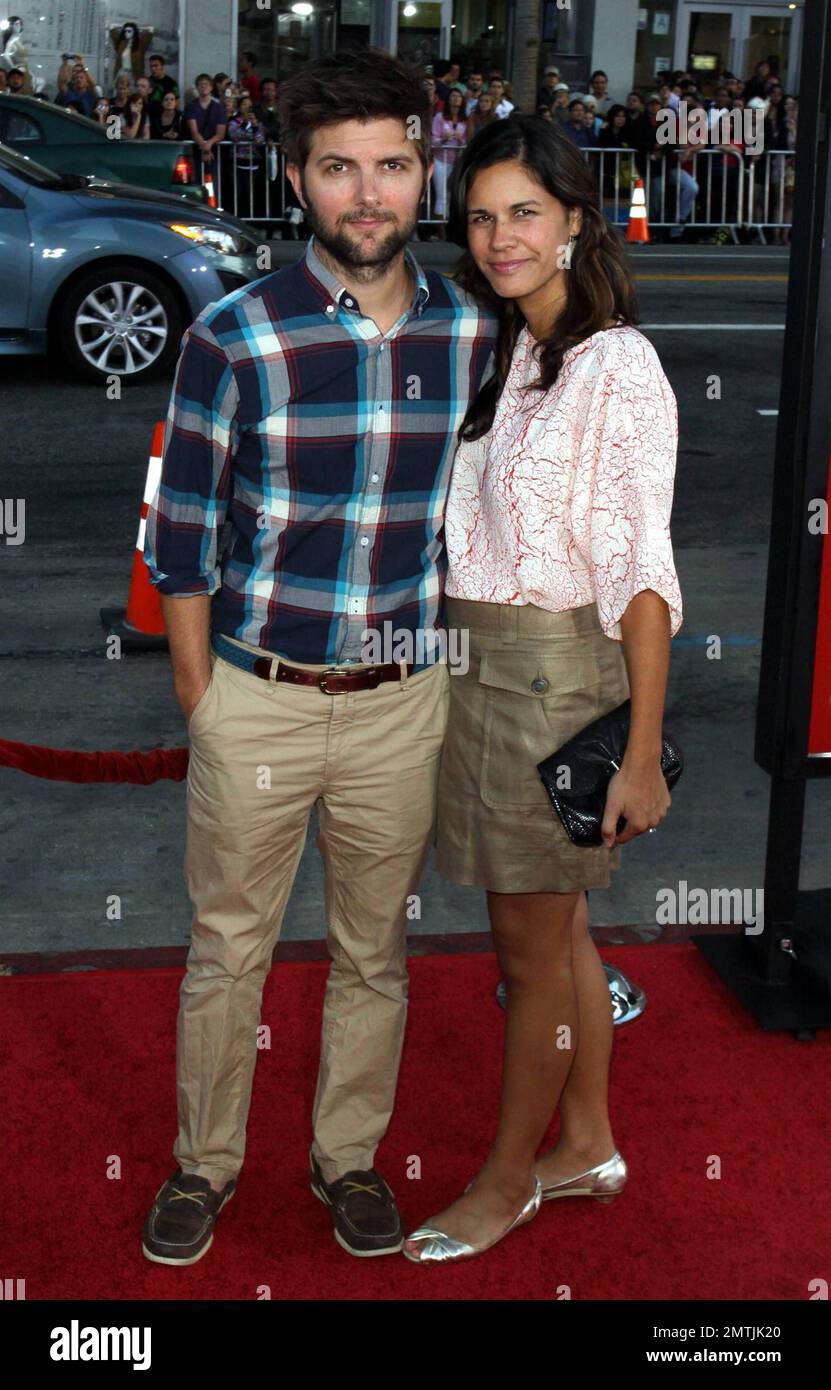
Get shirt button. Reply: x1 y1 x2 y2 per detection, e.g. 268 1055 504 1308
379 343 385 352
360 537 369 547
531 677 550 694
370 473 379 483
344 298 354 307
325 304 334 314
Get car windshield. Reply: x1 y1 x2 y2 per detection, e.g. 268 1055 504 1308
0 140 65 186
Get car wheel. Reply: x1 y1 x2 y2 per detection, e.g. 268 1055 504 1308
60 265 183 384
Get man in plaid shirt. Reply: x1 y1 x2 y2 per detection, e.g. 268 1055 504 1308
141 48 497 1265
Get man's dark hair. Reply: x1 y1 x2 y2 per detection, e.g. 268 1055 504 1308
243 51 257 66
195 72 213 85
149 53 165 65
260 77 278 91
590 69 608 81
276 47 432 170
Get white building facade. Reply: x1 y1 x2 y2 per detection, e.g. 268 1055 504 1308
2 0 803 103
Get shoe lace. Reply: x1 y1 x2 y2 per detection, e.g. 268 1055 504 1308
342 1180 382 1200
169 1184 207 1207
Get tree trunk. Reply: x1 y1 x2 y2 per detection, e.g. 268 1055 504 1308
512 0 541 115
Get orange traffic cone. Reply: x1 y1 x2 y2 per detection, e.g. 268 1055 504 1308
100 421 168 651
626 178 650 243
203 169 217 208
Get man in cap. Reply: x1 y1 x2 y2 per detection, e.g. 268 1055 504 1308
537 65 561 109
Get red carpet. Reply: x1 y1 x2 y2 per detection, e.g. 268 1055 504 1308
2 944 829 1300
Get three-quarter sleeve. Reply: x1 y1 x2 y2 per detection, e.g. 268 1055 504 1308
570 331 683 642
143 316 238 597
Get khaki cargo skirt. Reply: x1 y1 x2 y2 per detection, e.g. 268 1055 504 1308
436 597 631 894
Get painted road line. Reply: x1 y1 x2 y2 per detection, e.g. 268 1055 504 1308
629 252 788 261
758 409 780 416
671 636 761 646
639 323 785 330
635 273 788 281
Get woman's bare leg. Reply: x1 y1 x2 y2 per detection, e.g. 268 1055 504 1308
404 888 582 1255
536 891 619 1185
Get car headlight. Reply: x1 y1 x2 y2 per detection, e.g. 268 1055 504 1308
168 223 253 256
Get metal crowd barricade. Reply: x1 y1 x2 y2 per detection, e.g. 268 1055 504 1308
201 138 301 232
199 139 795 243
745 149 796 242
581 145 747 241
645 147 746 237
202 140 468 232
421 141 468 225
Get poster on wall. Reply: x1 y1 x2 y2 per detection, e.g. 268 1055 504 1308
0 2 181 97
0 2 106 96
105 1 180 91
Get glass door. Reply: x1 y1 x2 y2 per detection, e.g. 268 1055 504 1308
744 11 794 90
687 8 735 97
395 2 444 66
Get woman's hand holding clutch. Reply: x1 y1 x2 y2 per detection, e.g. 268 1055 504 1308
600 761 671 847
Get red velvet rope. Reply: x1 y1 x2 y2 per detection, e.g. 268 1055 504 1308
0 739 189 784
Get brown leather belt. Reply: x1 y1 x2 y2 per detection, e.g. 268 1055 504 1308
250 657 414 694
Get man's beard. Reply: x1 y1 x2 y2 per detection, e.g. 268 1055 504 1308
300 177 423 282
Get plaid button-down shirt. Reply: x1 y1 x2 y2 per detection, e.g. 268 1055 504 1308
144 235 497 664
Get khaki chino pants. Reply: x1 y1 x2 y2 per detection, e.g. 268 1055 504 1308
175 642 449 1186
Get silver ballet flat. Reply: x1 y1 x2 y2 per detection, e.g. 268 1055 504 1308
402 1178 542 1264
538 1151 627 1203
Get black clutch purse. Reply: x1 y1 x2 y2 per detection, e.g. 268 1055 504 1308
536 699 683 847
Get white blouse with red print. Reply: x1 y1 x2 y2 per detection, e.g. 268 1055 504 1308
445 322 684 642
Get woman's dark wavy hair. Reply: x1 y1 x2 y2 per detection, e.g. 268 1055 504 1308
447 113 640 441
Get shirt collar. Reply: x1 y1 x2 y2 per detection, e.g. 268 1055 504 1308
304 233 430 320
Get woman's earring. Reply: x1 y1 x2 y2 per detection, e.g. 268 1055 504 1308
562 233 577 269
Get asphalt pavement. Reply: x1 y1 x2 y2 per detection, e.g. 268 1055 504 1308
3 241 828 955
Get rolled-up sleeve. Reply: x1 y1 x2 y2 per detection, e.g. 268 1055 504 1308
143 315 238 596
571 333 683 642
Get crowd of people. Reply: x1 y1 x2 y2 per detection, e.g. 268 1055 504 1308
424 57 798 243
0 47 797 241
0 49 285 222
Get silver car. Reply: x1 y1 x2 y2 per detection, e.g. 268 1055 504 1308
0 141 266 383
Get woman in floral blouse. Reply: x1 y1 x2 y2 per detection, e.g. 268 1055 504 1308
404 114 682 1266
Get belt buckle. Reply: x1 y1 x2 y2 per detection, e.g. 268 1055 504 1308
318 665 355 694
318 665 380 694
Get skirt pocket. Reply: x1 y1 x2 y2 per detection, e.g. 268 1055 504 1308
478 645 607 810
